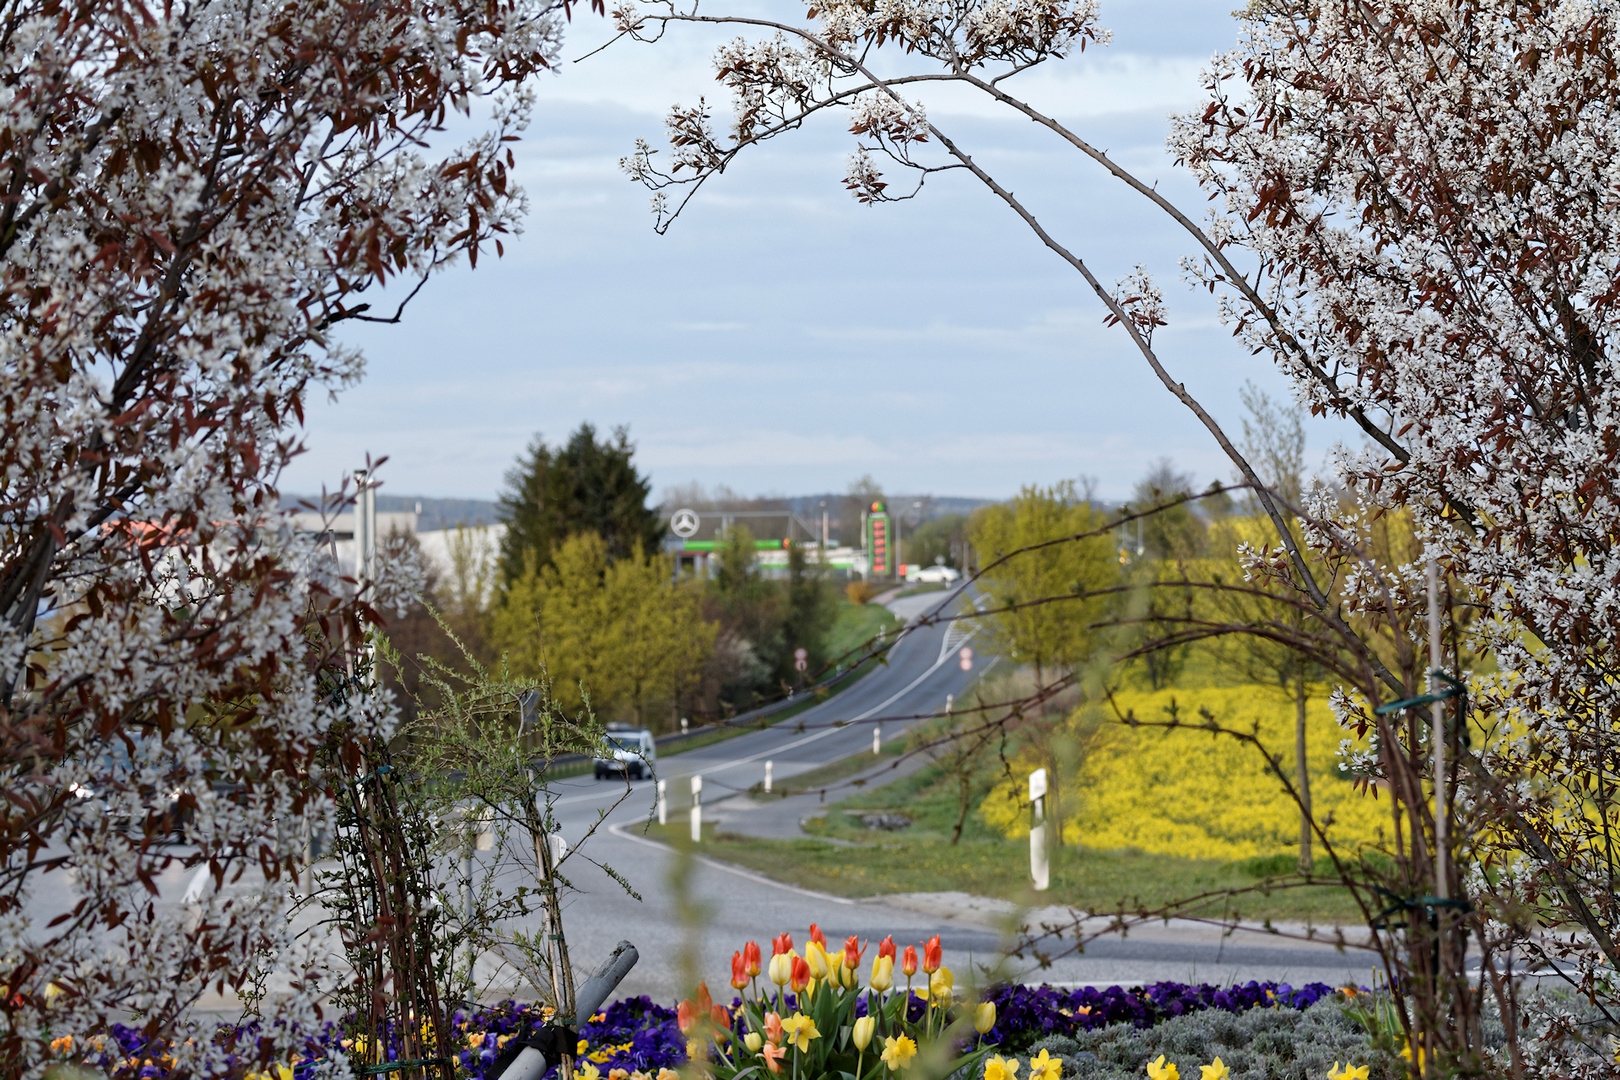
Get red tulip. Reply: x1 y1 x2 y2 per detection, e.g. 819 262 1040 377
677 998 698 1036
808 923 827 949
772 932 794 957
843 935 866 971
711 1004 732 1032
731 950 749 990
744 940 763 977
696 981 714 1013
922 935 942 975
790 955 811 993
901 946 918 977
877 935 896 963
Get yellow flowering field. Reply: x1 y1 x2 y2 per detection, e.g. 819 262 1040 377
982 686 1390 861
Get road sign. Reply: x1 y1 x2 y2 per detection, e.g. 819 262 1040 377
795 658 808 672
959 645 973 671
794 647 808 661
671 508 701 538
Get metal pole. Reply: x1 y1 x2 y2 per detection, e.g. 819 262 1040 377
764 761 772 794
1428 559 1447 899
657 779 667 826
690 775 703 843
873 724 881 755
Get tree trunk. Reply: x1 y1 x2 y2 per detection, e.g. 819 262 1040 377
1295 673 1313 874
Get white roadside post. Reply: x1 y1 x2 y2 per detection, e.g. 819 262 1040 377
873 724 881 755
690 775 703 843
657 779 667 825
1029 767 1050 892
764 761 773 794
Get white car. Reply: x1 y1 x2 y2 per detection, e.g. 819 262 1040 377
907 563 961 584
594 726 657 780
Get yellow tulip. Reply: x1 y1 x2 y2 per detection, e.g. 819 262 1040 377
974 1001 997 1034
1027 1050 1060 1080
984 1055 1019 1080
928 966 954 1008
882 1035 917 1072
805 942 831 981
744 1032 763 1053
1198 1058 1228 1080
768 952 794 987
869 955 894 992
852 1016 875 1052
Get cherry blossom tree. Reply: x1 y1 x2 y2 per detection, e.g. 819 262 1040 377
614 0 1620 1072
0 0 578 1073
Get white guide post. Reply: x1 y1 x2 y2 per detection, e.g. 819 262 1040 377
657 779 667 825
764 761 773 794
873 724 881 755
1029 767 1050 892
690 774 703 843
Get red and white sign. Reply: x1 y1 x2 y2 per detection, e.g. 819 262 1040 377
959 646 973 671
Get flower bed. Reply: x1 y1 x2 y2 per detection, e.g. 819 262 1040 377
982 980 1341 1051
47 979 1355 1080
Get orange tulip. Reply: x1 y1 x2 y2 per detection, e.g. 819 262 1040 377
790 956 811 993
843 935 866 971
677 999 698 1036
761 1042 787 1074
744 940 763 977
711 1004 732 1034
696 981 714 1013
922 936 942 975
877 935 896 963
731 951 750 990
772 933 794 957
809 923 827 949
764 1012 785 1044
901 946 918 977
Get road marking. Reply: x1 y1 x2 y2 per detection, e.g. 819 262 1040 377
607 822 854 905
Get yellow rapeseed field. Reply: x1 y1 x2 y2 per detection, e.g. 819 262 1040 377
981 686 1391 861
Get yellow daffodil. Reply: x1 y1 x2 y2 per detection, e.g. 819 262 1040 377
1028 1049 1060 1080
882 1035 918 1072
853 1016 875 1051
1329 1064 1369 1080
1199 1058 1229 1080
984 1054 1019 1080
1146 1055 1179 1080
744 1032 763 1053
780 1013 821 1053
974 1001 997 1034
575 1065 601 1080
870 955 894 992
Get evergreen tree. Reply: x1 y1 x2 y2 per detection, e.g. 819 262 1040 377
497 423 664 583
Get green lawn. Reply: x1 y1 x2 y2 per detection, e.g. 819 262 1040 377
824 595 900 668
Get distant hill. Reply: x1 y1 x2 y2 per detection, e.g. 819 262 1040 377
281 493 500 529
282 492 993 532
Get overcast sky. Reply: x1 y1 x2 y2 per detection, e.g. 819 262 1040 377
283 2 1349 506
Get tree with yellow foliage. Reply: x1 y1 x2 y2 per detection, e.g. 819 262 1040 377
493 533 714 728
